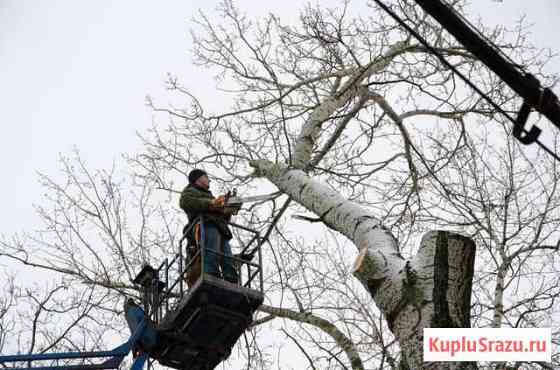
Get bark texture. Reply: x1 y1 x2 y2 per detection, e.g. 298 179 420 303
251 161 478 369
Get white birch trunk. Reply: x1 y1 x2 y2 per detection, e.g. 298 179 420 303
250 161 477 369
492 267 506 328
292 41 409 168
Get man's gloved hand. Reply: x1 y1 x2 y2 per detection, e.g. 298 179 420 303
209 195 226 213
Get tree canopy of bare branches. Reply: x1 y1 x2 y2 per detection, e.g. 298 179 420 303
1 1 559 369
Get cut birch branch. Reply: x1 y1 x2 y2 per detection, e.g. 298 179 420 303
249 160 406 314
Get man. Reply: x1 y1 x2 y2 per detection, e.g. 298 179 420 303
179 169 239 284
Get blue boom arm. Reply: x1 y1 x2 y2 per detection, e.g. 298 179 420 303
0 309 150 370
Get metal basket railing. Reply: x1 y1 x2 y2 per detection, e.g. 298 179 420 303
139 216 264 325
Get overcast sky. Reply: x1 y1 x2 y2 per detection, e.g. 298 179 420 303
1 0 558 238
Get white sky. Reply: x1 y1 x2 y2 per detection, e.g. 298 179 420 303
0 0 558 238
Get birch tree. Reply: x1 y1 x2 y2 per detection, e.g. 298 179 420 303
1 1 559 369
135 1 558 368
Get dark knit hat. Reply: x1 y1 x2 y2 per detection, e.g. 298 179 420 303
188 169 207 184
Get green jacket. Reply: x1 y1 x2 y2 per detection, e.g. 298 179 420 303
179 184 233 240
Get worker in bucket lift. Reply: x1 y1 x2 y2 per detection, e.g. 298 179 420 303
180 169 240 285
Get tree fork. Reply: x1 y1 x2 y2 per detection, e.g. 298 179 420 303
251 160 478 369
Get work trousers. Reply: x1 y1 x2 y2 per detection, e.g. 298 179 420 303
202 224 238 283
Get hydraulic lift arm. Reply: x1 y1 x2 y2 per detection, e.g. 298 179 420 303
0 309 151 370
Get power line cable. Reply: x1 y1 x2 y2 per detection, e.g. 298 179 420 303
371 0 560 162
438 0 523 72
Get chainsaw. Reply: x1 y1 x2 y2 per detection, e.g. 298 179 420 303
225 190 281 207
